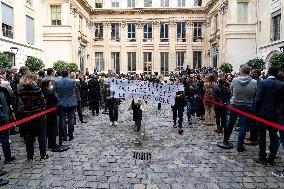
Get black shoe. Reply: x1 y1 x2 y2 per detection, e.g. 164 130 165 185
135 127 140 132
69 136 74 141
0 171 7 176
0 178 9 186
81 121 87 123
268 159 275 166
4 156 15 164
188 121 192 125
237 147 246 152
253 158 267 165
40 154 49 162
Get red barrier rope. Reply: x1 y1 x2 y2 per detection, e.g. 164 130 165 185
202 97 284 131
0 107 58 132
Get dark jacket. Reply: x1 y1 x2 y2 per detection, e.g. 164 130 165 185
88 78 101 105
42 89 58 109
254 77 284 118
54 77 77 108
80 80 89 107
214 84 231 104
278 84 284 117
18 85 46 114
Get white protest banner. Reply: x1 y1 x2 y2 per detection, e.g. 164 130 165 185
104 78 184 106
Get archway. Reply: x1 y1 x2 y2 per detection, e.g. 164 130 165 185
265 50 280 68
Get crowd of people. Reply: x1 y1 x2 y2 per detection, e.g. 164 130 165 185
0 64 283 186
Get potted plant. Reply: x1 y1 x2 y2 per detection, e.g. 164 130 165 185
246 57 265 70
25 56 44 72
0 52 12 69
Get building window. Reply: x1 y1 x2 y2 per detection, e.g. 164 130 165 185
143 23 152 41
160 23 169 42
211 44 219 67
112 0 119 8
161 0 169 7
95 52 104 72
111 23 120 41
194 0 202 6
79 15 83 32
177 22 186 42
271 10 281 41
128 52 136 75
177 0 185 7
128 0 135 7
95 23 103 41
1 3 13 39
176 52 185 71
79 46 86 71
128 23 136 41
51 5 61 25
193 22 203 42
144 52 152 75
111 52 120 73
144 0 152 7
26 0 32 5
26 16 34 45
95 0 103 8
237 2 248 23
160 52 169 76
213 14 218 33
193 51 202 69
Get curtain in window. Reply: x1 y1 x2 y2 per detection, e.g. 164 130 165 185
1 3 13 26
26 16 34 44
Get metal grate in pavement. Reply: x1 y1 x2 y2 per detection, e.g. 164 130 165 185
133 152 152 161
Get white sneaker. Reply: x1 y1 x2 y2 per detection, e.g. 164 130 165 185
109 122 113 126
114 121 118 126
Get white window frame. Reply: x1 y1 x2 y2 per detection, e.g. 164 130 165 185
143 23 152 41
111 52 120 73
127 23 136 41
50 5 61 26
95 52 104 72
177 22 186 42
193 22 203 42
128 52 136 75
193 51 202 69
144 0 152 7
111 23 120 41
271 10 281 41
111 0 119 8
144 52 152 75
160 52 169 76
128 0 135 8
26 15 34 45
194 0 202 6
176 52 185 71
160 23 169 42
237 2 249 23
94 23 103 40
95 0 103 8
161 0 169 7
1 3 14 39
177 0 185 7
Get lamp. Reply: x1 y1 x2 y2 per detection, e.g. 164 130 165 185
10 47 19 54
279 45 284 53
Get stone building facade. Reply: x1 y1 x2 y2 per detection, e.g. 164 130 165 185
0 0 283 74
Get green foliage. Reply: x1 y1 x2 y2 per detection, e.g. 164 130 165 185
269 52 284 71
219 63 233 73
246 57 265 71
67 63 79 72
0 52 12 69
25 56 44 72
53 60 68 71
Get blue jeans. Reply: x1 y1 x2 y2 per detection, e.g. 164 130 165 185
186 99 193 121
224 104 252 149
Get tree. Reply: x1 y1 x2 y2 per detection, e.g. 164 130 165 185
270 52 284 71
53 60 68 71
246 57 265 71
219 63 233 73
25 56 44 72
0 52 12 69
67 63 79 72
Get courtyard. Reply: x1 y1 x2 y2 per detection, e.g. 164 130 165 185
0 101 283 189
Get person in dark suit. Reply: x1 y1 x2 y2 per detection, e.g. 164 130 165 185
88 75 101 116
254 66 284 165
54 70 77 141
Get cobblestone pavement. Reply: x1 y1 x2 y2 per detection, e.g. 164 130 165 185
1 101 284 189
